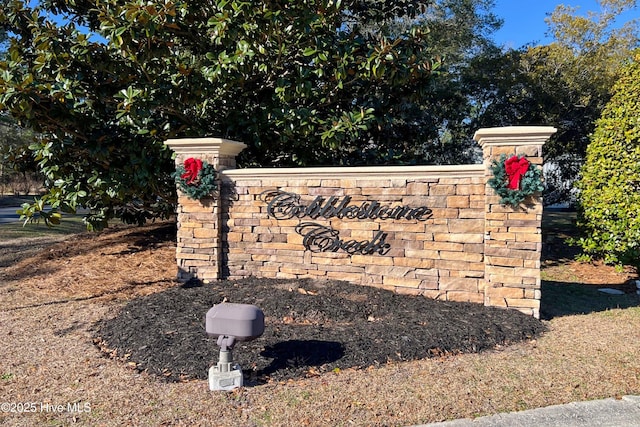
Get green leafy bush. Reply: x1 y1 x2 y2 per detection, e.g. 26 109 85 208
574 51 640 269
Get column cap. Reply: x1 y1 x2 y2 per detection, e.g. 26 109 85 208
474 126 557 147
164 137 247 156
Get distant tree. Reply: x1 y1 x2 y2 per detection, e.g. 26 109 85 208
541 0 639 156
347 0 501 166
0 122 40 195
573 51 640 269
0 15 40 196
464 0 639 205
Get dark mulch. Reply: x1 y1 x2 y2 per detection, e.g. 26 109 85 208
93 278 546 384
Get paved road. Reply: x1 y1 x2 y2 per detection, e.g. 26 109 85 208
414 395 640 427
0 204 91 225
0 206 22 224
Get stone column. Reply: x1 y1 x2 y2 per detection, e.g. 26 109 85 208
164 138 246 282
474 126 556 318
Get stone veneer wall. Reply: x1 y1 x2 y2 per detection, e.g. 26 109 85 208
165 126 556 318
221 167 486 301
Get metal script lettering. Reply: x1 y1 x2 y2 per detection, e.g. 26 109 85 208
259 190 433 221
258 190 430 256
295 222 391 255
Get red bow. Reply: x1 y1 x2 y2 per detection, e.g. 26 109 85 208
181 158 203 185
504 156 530 190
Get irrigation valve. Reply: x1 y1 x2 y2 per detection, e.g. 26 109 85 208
205 303 265 391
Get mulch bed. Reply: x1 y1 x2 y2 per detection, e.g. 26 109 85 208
93 277 546 384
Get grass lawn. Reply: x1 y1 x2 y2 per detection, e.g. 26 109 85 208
0 195 90 240
0 215 88 239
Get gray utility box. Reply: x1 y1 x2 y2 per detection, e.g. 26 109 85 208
206 303 265 343
205 303 265 391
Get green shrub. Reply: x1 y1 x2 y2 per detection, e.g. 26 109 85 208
574 51 640 269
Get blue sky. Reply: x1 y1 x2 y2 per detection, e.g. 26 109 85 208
492 0 639 48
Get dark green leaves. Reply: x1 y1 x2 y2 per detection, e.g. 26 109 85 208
0 0 497 228
574 52 640 269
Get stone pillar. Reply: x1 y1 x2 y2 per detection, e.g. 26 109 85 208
164 138 246 282
474 126 556 318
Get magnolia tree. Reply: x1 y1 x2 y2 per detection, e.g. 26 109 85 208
1 0 463 229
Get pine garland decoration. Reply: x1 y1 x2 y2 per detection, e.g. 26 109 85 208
173 158 218 200
488 154 543 207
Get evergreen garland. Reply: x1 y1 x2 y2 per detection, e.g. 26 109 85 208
173 158 218 200
488 154 543 207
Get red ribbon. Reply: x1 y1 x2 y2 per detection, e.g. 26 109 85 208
504 156 530 190
181 158 203 185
